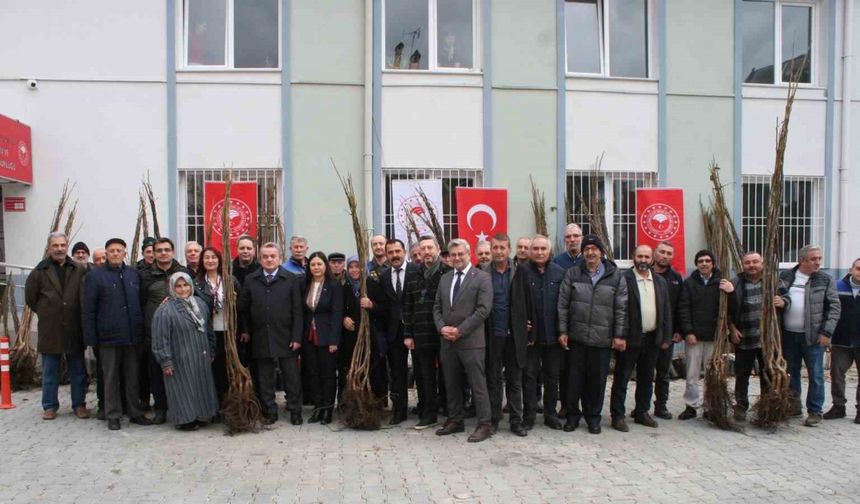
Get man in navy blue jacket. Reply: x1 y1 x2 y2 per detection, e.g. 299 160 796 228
83 238 152 431
824 258 860 423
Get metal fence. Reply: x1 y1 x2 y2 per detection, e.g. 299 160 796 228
382 168 483 244
0 263 33 342
742 175 825 265
565 170 657 263
179 169 283 247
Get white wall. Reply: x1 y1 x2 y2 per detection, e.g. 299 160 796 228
381 86 483 169
566 89 658 172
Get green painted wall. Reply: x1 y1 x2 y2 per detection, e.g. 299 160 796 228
491 0 557 89
292 0 364 84
492 89 558 245
665 0 736 268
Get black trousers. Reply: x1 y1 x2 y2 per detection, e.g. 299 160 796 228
654 342 674 410
524 343 563 422
488 337 523 425
610 333 660 420
257 356 302 416
337 333 357 405
100 345 142 421
303 344 338 410
212 331 228 400
416 347 442 421
93 346 105 411
735 347 768 411
148 350 168 413
566 342 611 426
385 340 409 414
138 345 151 407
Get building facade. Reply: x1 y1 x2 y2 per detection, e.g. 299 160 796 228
0 0 857 270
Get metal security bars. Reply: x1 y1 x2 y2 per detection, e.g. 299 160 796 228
383 168 483 244
178 169 282 248
742 175 824 266
565 171 657 263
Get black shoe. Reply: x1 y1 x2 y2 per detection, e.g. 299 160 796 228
152 410 167 425
611 418 629 432
108 419 121 431
854 413 860 425
823 406 846 420
654 407 672 420
544 415 563 430
633 412 658 428
563 418 580 432
290 412 303 425
435 421 465 436
262 413 278 425
414 416 438 430
678 406 697 420
511 423 528 437
177 421 200 431
309 409 323 423
522 419 535 431
320 409 333 425
129 416 153 426
587 423 602 434
389 410 408 425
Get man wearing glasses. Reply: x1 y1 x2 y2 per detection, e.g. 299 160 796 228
677 249 734 420
139 237 192 424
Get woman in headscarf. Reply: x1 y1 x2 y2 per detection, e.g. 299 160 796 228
152 272 219 431
303 251 343 425
338 256 362 406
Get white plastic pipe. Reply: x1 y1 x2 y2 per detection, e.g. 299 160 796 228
838 0 853 268
363 0 374 233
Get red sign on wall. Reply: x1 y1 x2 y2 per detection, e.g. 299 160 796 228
203 181 258 258
0 114 33 185
455 187 508 263
4 197 25 212
636 188 686 273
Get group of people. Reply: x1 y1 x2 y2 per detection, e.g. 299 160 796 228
22 223 859 441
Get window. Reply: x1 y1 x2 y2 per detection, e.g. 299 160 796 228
742 175 824 265
184 0 280 69
384 0 477 71
383 168 482 243
742 0 813 84
179 169 282 247
565 0 650 78
565 171 656 262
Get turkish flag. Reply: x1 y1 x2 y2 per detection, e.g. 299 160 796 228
456 187 507 263
636 188 686 273
204 181 258 258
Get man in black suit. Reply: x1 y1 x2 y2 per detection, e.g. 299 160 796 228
371 239 421 425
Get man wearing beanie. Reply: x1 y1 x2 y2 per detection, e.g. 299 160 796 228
677 249 735 420
557 234 627 434
136 237 157 271
71 242 91 269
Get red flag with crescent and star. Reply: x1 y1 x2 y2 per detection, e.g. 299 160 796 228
204 181 258 259
455 187 507 263
636 188 686 273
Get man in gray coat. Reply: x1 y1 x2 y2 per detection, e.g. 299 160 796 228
433 239 494 442
558 235 628 434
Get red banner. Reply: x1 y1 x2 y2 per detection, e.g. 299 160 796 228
636 188 686 273
455 187 507 263
0 114 33 185
203 181 258 258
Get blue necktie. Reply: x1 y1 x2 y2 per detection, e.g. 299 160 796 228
452 271 463 303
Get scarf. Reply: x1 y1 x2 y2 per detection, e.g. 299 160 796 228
169 272 206 333
347 255 361 297
206 274 224 313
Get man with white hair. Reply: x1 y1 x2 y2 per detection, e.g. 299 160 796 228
184 241 202 275
553 223 584 270
282 235 308 275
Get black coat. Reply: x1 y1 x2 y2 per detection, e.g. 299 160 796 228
403 259 452 349
656 267 683 336
231 258 261 287
82 263 145 347
833 275 860 348
678 269 723 342
303 278 344 347
374 262 420 343
139 260 192 343
237 267 303 358
623 269 672 347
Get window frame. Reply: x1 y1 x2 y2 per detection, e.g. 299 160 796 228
564 0 654 80
381 0 482 74
181 0 283 71
743 0 818 86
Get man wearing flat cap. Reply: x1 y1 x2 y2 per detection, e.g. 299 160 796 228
557 234 628 434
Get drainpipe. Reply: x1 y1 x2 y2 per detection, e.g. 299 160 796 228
363 0 374 232
838 0 853 268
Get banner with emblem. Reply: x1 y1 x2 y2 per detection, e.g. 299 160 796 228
203 181 258 258
391 179 444 247
636 188 686 272
455 187 507 263
0 114 33 185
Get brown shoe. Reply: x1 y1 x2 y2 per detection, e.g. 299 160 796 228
74 406 90 419
435 420 465 436
467 423 493 443
42 409 58 420
611 418 629 432
633 412 658 428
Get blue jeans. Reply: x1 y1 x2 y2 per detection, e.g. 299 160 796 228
41 353 87 411
782 330 825 414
